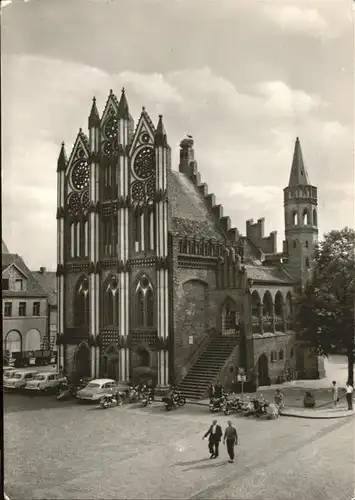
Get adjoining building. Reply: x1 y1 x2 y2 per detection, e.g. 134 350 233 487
56 88 324 398
2 245 51 365
32 267 57 355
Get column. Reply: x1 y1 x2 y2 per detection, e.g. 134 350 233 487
271 303 276 333
155 127 169 387
118 116 130 382
56 154 66 372
89 120 100 379
258 302 264 335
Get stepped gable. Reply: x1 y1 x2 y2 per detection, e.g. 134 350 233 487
168 136 240 243
2 254 48 296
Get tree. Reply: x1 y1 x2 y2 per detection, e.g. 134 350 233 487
297 227 355 386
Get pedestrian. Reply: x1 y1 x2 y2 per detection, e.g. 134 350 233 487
202 419 222 459
345 382 353 410
223 420 238 463
274 388 284 410
208 384 215 399
214 380 223 399
331 380 338 408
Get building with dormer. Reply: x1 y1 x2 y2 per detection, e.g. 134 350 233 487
56 88 323 398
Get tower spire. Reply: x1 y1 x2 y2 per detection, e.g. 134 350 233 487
117 87 129 119
288 137 310 186
57 142 68 172
154 114 168 147
88 96 100 128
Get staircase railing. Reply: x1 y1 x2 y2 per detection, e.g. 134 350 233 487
176 329 217 386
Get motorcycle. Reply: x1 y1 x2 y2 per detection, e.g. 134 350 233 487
99 392 122 409
163 392 186 411
128 387 140 403
209 395 226 413
141 390 153 407
223 396 244 415
56 379 78 401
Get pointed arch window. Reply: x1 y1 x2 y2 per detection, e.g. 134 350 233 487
133 209 141 252
74 277 89 328
148 205 155 251
84 220 89 257
135 276 154 327
291 211 298 226
70 223 75 258
103 217 112 256
112 214 118 256
75 221 81 257
103 276 119 327
103 164 112 200
303 209 309 225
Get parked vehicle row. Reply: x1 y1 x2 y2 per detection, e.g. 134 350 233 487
209 393 280 420
3 368 65 392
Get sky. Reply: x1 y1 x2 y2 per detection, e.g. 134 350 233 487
2 0 354 270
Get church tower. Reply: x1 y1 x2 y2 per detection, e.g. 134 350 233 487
283 137 318 285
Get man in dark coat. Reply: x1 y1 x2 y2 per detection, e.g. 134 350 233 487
214 381 223 399
203 419 223 458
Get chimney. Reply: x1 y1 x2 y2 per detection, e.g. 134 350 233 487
39 267 46 274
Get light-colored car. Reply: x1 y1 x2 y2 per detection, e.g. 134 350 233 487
76 378 120 402
3 367 16 378
3 370 38 390
25 372 66 392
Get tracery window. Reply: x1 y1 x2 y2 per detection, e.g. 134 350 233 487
103 276 119 327
135 276 154 327
74 276 89 328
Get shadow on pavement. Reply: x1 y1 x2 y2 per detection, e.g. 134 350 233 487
174 458 210 467
182 460 229 472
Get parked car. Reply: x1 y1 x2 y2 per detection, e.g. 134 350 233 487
76 379 120 402
25 372 66 393
2 367 15 378
3 370 38 390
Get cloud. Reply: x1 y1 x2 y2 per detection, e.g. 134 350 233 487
262 5 334 38
2 53 353 267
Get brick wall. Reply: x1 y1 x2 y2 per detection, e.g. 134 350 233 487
252 332 296 383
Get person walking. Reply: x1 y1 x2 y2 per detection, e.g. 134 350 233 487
223 421 238 463
203 419 222 459
331 380 338 408
345 382 353 410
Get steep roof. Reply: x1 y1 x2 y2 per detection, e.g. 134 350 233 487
32 271 57 306
2 240 9 253
288 137 310 186
245 264 294 285
168 170 224 240
2 254 48 297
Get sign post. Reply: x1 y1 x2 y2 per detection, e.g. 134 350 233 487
238 368 246 402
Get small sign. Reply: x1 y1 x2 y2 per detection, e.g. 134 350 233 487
188 336 194 345
238 367 245 375
237 375 247 382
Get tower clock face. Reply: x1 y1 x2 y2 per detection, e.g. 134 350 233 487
71 160 89 191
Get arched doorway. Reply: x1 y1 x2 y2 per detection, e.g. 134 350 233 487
24 329 41 351
102 344 120 381
5 330 22 353
221 298 238 336
137 347 150 367
257 354 269 386
74 343 91 380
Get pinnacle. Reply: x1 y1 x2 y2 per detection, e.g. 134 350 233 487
288 137 310 186
154 114 168 147
117 87 129 119
89 96 100 128
57 142 68 172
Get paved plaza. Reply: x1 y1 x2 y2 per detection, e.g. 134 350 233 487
4 393 354 500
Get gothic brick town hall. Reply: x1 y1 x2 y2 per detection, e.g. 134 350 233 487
56 88 323 398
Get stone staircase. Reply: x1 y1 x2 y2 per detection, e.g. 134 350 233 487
178 336 238 400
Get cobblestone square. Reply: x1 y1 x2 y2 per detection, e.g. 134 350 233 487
4 394 354 499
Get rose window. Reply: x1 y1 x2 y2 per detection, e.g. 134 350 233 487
81 189 90 210
68 193 81 213
146 176 156 201
131 181 146 203
133 147 155 180
71 160 89 190
104 116 118 140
